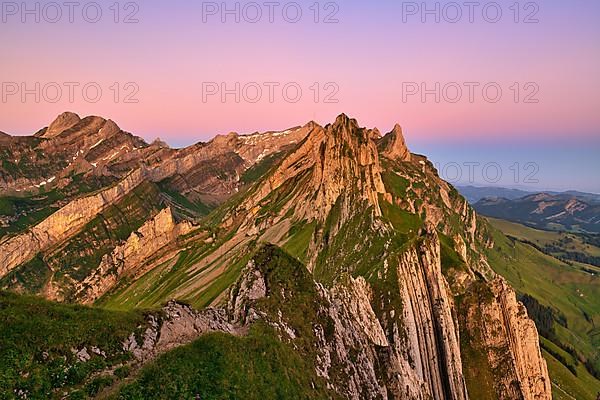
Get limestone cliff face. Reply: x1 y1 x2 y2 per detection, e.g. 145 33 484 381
226 242 468 400
394 229 468 400
492 279 551 400
460 278 552 400
75 207 192 304
226 235 551 400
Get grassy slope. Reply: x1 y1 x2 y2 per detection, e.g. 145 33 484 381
99 153 312 312
0 291 145 400
0 174 118 239
485 220 600 399
113 324 334 400
488 217 600 264
113 245 336 400
98 232 249 311
0 246 335 400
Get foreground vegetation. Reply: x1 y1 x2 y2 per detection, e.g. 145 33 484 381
0 291 145 399
489 217 600 268
114 323 333 400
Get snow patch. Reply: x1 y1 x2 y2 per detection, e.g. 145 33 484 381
102 152 119 161
90 139 104 149
256 149 269 162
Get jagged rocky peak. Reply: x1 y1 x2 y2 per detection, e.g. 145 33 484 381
150 137 170 148
325 113 379 144
98 118 122 137
44 113 124 142
209 131 240 149
379 123 411 162
233 114 389 225
44 111 81 138
327 112 360 132
316 114 387 203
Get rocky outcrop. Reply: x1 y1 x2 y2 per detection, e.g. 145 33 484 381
228 260 267 323
98 119 121 138
233 114 390 229
394 229 468 400
227 244 467 400
75 207 193 304
313 277 392 400
122 300 240 362
461 278 552 400
492 279 551 400
379 124 411 162
224 232 550 400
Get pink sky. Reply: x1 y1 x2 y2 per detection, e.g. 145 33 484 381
1 1 599 152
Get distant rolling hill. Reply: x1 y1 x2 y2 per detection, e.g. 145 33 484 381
458 186 600 205
457 185 533 203
474 193 600 234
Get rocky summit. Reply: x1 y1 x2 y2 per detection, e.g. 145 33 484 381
0 113 555 399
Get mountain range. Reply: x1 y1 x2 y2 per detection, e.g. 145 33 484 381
457 185 600 205
474 193 600 234
0 112 596 399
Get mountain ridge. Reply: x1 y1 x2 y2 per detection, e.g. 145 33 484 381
0 112 558 399
458 185 600 205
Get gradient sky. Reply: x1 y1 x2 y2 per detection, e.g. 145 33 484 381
2 0 599 192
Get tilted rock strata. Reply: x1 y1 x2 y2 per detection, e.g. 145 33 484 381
0 120 308 277
228 243 468 400
43 111 81 138
395 230 468 400
0 169 145 276
462 278 552 400
226 234 551 400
